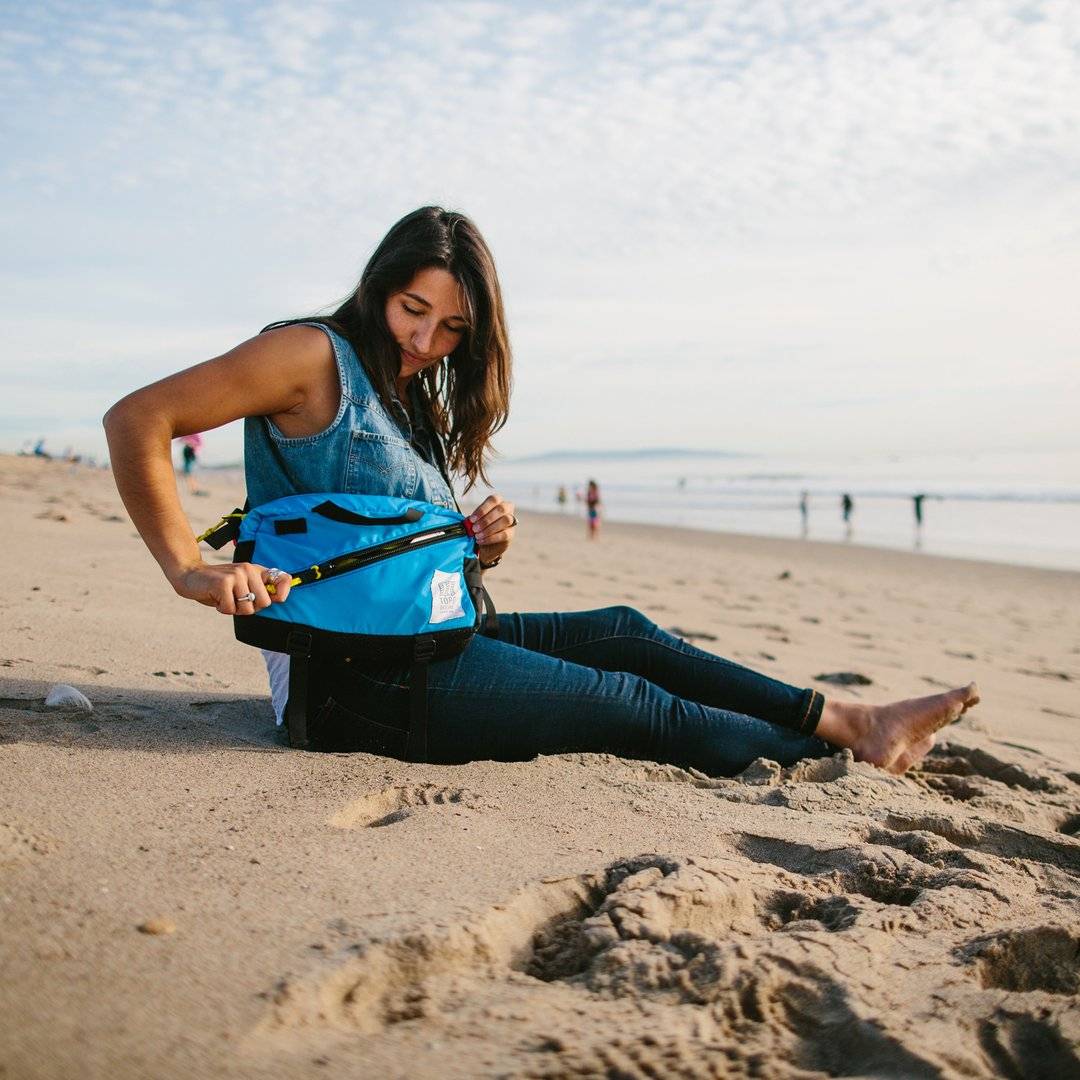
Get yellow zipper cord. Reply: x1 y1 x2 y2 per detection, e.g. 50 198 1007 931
195 512 244 544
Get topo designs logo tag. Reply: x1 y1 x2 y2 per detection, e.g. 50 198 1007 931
429 569 465 625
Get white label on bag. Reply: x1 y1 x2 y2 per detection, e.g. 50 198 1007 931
429 569 465 624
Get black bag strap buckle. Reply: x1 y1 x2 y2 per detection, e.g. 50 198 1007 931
197 508 245 550
413 636 438 662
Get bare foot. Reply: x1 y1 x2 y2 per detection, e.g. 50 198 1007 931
889 733 936 775
819 683 979 774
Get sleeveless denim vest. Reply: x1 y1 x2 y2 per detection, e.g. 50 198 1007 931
244 323 456 510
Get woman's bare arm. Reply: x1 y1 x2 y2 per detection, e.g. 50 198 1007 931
103 325 333 613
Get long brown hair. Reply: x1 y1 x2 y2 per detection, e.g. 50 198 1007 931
267 207 511 490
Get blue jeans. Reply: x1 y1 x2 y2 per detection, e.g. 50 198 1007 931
306 606 832 776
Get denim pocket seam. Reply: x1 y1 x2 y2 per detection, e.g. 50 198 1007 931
347 430 418 489
317 695 404 733
350 429 414 448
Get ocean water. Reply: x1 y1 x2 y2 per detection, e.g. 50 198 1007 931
484 448 1080 572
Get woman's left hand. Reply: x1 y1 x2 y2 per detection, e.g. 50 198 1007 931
469 493 517 566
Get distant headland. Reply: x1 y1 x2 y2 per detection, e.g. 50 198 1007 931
507 447 750 464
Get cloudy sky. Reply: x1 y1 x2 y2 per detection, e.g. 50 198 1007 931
1 0 1077 464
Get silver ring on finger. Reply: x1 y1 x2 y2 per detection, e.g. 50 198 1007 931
263 568 284 584
237 591 256 604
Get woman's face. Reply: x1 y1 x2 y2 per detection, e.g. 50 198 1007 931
385 267 469 382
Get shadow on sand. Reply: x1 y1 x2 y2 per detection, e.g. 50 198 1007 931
0 678 287 754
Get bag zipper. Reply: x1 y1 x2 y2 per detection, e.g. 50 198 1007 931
288 522 470 587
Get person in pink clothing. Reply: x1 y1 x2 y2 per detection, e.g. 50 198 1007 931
586 478 601 539
177 432 205 495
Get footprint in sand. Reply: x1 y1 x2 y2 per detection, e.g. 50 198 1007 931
1042 706 1080 721
1016 667 1075 682
0 821 60 861
734 834 937 908
919 742 1066 795
237 828 1080 1078
327 784 487 829
958 925 1080 994
58 663 109 676
882 811 1080 874
973 1008 1080 1080
814 671 873 686
1056 814 1080 837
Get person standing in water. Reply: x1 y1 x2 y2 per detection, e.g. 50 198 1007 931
912 493 926 550
586 479 601 539
841 492 854 539
799 490 809 538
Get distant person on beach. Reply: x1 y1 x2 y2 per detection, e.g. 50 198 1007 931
912 493 927 550
177 433 207 495
104 205 978 776
586 479 601 539
841 492 854 538
799 490 809 538
33 437 51 459
556 485 568 512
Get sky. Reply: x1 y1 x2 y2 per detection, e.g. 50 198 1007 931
1 0 1078 466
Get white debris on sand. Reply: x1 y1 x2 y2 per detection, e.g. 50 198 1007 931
43 684 93 712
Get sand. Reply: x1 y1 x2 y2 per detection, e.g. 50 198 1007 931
2 452 1079 1079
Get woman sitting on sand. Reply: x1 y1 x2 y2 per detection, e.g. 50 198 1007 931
104 207 978 775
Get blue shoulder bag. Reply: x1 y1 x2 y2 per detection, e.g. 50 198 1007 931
200 493 496 758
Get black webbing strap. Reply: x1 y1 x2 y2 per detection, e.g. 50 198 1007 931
284 631 313 749
312 500 423 527
405 636 437 763
481 585 499 637
198 508 245 549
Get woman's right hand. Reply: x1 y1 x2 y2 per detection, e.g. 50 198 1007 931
170 561 293 615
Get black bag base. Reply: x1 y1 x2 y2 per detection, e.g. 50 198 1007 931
234 611 476 666
234 557 495 760
241 617 475 759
